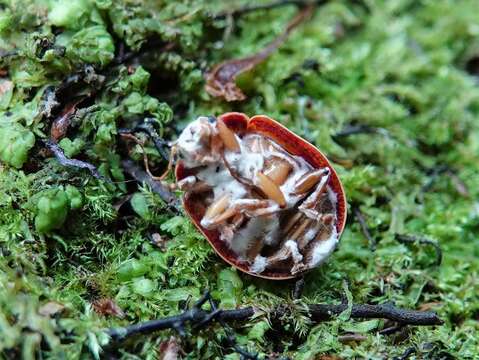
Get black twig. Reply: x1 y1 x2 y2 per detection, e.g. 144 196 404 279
393 346 416 360
122 159 181 213
379 324 405 335
338 333 367 343
107 291 258 359
333 124 388 140
421 165 469 198
214 0 325 20
45 140 105 180
394 234 442 266
308 302 443 325
107 300 442 342
420 164 450 195
203 292 258 360
353 207 376 251
119 119 170 162
292 277 305 299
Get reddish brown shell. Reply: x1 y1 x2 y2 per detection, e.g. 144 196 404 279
175 112 347 280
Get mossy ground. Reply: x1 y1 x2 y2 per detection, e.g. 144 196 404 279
1 0 478 359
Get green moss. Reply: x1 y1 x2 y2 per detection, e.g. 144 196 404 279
0 0 478 358
0 123 35 168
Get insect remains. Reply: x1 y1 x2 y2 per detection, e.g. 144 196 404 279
175 113 347 279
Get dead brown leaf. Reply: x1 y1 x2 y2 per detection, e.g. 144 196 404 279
205 5 314 102
446 171 469 197
0 79 13 97
92 298 125 319
418 301 442 311
338 333 368 343
151 232 170 251
50 100 82 142
39 301 65 317
158 337 182 360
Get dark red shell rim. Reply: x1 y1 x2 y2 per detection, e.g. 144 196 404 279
175 112 348 280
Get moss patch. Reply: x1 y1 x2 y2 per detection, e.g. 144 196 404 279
0 0 478 358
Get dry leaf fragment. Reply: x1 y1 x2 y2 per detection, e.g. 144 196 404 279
50 100 83 142
92 298 125 319
0 79 13 96
205 5 314 101
158 337 182 360
39 301 65 317
151 232 170 251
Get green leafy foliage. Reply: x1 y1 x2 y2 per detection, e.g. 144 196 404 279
67 25 115 66
0 123 35 168
0 0 479 359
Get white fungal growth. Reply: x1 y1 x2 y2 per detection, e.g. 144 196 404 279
197 166 247 201
285 240 303 263
304 227 318 243
263 216 280 246
177 116 341 276
177 176 196 190
231 217 269 255
310 226 338 267
250 255 268 274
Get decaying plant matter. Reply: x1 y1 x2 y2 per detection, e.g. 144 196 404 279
205 5 315 101
107 291 443 340
175 113 346 278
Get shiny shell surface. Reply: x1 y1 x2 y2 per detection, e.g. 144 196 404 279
175 112 347 279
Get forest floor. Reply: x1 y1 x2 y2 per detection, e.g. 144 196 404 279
0 0 478 359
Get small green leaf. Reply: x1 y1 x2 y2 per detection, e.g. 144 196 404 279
0 123 35 169
130 193 150 219
117 259 148 281
341 319 380 333
213 268 243 309
247 321 270 342
132 278 156 297
163 287 200 302
338 280 353 321
68 25 115 66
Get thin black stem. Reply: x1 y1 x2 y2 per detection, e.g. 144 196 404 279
122 159 181 213
393 346 416 360
353 207 376 251
45 140 105 180
107 300 442 342
379 324 405 335
119 119 171 162
214 0 325 20
420 164 450 195
394 234 442 266
332 124 388 140
309 302 442 325
292 277 305 299
204 293 258 360
338 334 367 343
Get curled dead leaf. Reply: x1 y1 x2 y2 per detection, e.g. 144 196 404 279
50 100 83 142
0 79 13 97
92 298 125 319
39 301 65 317
205 5 314 102
158 337 183 360
151 232 170 251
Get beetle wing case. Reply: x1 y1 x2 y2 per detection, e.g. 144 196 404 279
175 112 347 280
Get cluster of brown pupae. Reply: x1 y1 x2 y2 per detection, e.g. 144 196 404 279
175 113 347 279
